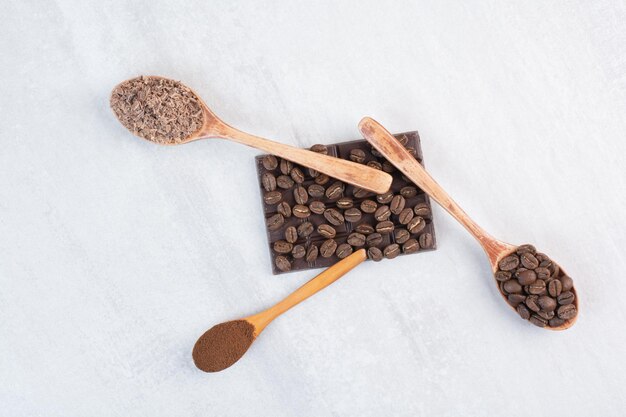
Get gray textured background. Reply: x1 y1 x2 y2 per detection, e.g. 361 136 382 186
1 1 626 416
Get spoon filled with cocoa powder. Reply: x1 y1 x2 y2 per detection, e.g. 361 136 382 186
193 249 367 372
359 117 578 330
109 76 392 194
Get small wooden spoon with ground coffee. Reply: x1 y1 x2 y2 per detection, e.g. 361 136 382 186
110 76 392 194
192 249 367 372
358 117 578 330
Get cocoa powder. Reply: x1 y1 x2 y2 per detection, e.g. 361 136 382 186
192 320 255 372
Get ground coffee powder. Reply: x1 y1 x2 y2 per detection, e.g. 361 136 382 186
192 320 255 372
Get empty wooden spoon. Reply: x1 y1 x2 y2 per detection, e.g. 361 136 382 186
358 117 578 330
110 76 392 193
192 249 367 372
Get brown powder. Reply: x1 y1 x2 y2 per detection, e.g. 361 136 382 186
110 76 204 144
192 320 255 372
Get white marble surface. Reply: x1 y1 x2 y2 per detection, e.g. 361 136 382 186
2 1 626 416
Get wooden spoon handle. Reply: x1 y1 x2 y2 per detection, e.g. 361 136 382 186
246 249 367 334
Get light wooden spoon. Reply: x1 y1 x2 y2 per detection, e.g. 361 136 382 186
110 76 392 194
358 117 578 330
192 249 367 372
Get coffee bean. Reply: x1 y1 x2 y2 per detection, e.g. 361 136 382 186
381 160 395 173
292 245 306 259
324 208 344 226
315 173 330 185
520 252 539 269
517 304 531 320
503 279 522 294
516 244 536 255
498 254 520 271
376 221 394 234
407 216 425 234
538 295 557 311
548 279 562 297
395 134 409 146
402 239 419 254
336 243 353 259
347 232 366 247
550 263 560 278
367 161 382 170
279 159 293 175
297 221 314 238
375 205 391 221
560 275 574 291
549 317 565 327
529 314 548 328
336 197 353 209
355 223 375 235
262 155 278 171
516 269 537 286
393 229 410 244
557 291 575 305
294 185 308 205
495 271 512 282
527 279 547 295
317 224 336 239
406 147 417 157
308 168 319 178
276 175 295 189
326 181 344 200
264 191 282 205
366 233 383 247
275 255 291 272
305 245 319 263
310 144 328 154
413 203 431 218
557 304 577 320
352 187 370 198
320 239 338 258
290 167 305 184
309 201 325 215
367 247 383 262
262 172 277 191
360 200 378 213
390 195 406 215
274 240 293 254
267 213 284 231
350 149 366 163
535 267 551 280
308 184 325 198
398 208 414 225
538 309 555 320
525 295 540 312
277 201 292 218
371 146 382 157
344 208 362 223
400 186 418 198
507 294 526 307
285 226 298 243
376 191 394 204
418 233 433 249
293 205 311 218
384 243 401 259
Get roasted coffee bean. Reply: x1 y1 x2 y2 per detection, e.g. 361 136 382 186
355 223 375 235
336 243 353 259
360 200 378 213
277 201 292 218
548 279 562 297
293 205 311 218
527 279 547 295
418 233 434 249
317 224 336 239
413 203 431 218
535 267 551 280
290 167 305 184
347 232 366 247
550 263 560 278
402 239 419 254
267 213 284 231
279 159 293 175
384 243 401 259
352 187 370 198
517 304 531 320
498 255 519 271
309 201 326 215
324 208 344 226
262 155 278 170
516 269 537 286
406 147 417 157
367 161 382 170
370 146 382 157
292 245 306 259
262 172 277 191
557 291 575 305
336 197 354 209
537 309 555 320
507 294 526 307
529 314 548 328
381 160 395 173
308 168 319 178
525 295 540 312
326 181 344 200
297 221 314 238
344 208 362 223
320 239 338 258
276 175 295 189
560 275 574 291
310 144 328 154
395 134 409 146
538 296 557 312
264 191 282 205
520 252 539 269
366 233 383 247
398 208 414 225
375 205 391 221
503 279 522 294
407 216 425 234
549 317 565 327
350 149 366 163
389 195 405 215
294 185 308 205
308 184 325 198
305 245 319 263
367 247 383 262
495 271 512 282
400 186 418 198
275 255 291 272
557 304 577 320
376 191 394 204
393 229 410 244
274 240 293 254
516 244 536 255
376 221 394 234
315 173 330 185
285 226 298 243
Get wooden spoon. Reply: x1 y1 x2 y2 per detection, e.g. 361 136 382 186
358 117 578 330
192 249 367 372
110 76 392 194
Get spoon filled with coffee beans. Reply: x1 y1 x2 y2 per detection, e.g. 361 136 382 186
358 117 578 330
109 76 392 194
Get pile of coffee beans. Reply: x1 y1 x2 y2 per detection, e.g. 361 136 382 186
496 244 577 328
256 132 437 274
